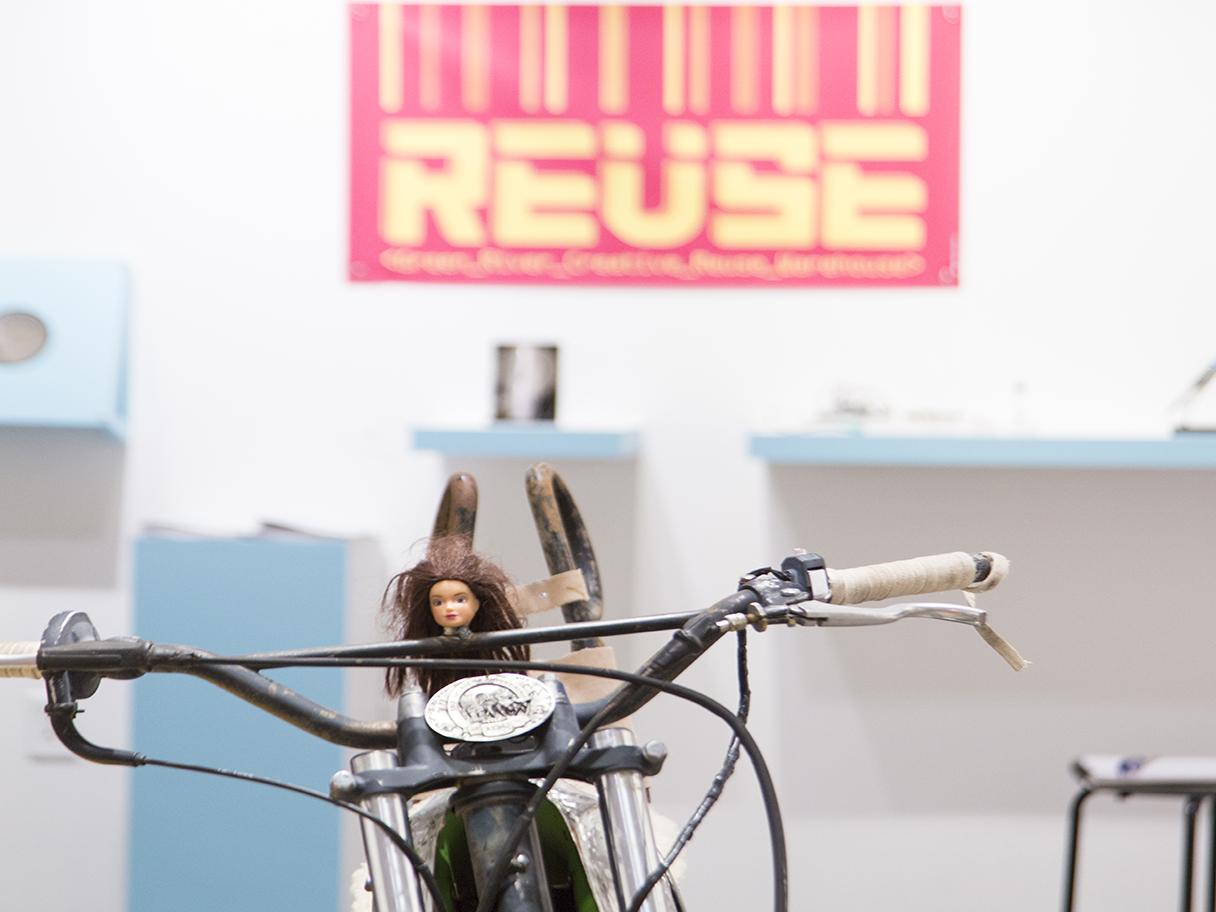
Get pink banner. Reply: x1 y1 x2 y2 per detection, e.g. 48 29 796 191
350 5 960 285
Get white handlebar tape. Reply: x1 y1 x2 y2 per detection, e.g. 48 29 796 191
0 642 42 679
828 551 1009 605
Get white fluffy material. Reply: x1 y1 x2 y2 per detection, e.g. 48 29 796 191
349 863 373 912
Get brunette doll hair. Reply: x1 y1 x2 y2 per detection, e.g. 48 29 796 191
382 536 529 696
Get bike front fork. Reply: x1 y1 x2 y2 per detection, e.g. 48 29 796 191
452 780 556 912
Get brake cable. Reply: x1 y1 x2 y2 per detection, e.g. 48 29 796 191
169 651 787 912
50 648 786 912
625 630 751 912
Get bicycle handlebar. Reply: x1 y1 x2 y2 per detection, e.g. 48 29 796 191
0 642 41 678
4 549 1014 753
827 550 1008 605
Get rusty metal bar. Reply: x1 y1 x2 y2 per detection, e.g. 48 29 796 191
525 463 604 648
431 472 478 543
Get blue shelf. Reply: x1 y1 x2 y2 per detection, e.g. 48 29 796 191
0 259 128 440
749 433 1216 470
413 426 639 460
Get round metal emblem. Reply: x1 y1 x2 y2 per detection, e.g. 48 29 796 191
424 673 556 742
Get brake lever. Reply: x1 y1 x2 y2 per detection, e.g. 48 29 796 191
787 601 987 628
786 598 1030 671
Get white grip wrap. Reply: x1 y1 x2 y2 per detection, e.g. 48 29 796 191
828 551 1009 605
0 642 42 679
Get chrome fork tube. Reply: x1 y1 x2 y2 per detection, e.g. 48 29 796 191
352 688 430 912
592 727 677 912
351 749 425 912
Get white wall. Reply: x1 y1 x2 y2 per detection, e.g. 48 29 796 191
3 1 1216 909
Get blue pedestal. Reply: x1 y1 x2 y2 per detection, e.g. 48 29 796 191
131 535 350 912
0 259 128 438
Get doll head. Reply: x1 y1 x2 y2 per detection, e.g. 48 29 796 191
429 578 480 630
383 535 528 695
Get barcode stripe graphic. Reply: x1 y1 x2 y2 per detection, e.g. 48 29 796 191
419 4 441 110
462 5 490 111
599 6 628 113
794 6 818 113
371 4 931 119
520 5 542 112
900 4 929 115
731 5 758 113
689 5 710 114
876 5 897 114
545 5 568 112
378 5 404 113
771 5 793 114
663 6 686 114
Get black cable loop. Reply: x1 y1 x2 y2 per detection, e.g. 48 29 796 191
624 630 752 912
181 653 787 912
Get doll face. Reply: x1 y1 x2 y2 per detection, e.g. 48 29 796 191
430 579 480 630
